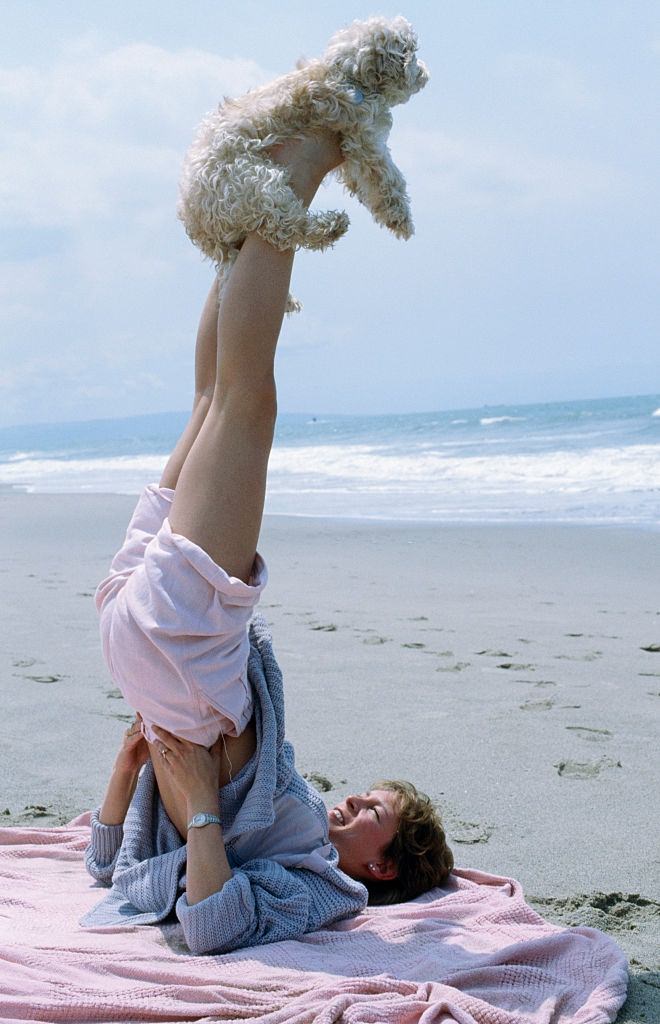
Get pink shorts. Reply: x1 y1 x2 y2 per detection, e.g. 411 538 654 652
95 485 267 747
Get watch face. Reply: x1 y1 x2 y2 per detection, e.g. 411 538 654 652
188 812 220 829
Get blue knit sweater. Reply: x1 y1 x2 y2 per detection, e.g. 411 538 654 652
81 615 367 954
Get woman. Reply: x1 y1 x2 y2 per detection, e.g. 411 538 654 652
83 133 453 954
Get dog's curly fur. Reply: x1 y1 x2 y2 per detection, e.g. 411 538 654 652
178 15 429 312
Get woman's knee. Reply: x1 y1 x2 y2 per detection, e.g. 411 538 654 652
214 375 277 428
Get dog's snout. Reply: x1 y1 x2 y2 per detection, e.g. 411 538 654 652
415 60 430 89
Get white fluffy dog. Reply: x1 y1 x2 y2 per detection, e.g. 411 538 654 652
178 15 429 312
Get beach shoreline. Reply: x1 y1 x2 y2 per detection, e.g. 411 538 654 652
1 492 658 1019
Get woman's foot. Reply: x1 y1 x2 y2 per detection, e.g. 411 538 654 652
267 133 344 207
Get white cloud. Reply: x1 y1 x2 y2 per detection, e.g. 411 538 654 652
0 40 269 229
0 37 273 425
396 127 626 209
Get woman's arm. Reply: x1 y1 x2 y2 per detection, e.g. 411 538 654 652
85 715 150 883
175 858 367 955
98 763 141 825
150 725 233 904
185 792 233 905
100 713 150 825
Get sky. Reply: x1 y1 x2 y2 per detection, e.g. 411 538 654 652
1 1 658 427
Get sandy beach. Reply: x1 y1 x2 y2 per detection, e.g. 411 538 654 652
1 492 658 1021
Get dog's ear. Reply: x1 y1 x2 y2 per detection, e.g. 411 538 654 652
352 45 390 91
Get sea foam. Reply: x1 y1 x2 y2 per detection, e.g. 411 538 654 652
1 395 658 524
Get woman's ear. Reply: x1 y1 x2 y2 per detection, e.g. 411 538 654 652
368 859 397 881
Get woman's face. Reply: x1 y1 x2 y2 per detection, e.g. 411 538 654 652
328 788 400 882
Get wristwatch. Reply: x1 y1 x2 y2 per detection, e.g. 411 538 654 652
187 812 222 830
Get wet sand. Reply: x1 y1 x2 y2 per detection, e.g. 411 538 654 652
1 493 658 1021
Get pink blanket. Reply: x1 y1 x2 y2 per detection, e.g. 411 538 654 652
0 815 627 1024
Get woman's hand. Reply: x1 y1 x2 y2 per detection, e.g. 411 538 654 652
151 725 222 808
113 712 150 776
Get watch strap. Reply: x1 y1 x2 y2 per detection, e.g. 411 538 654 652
187 812 222 830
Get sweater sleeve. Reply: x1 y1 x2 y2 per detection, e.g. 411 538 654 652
84 807 124 885
175 858 352 955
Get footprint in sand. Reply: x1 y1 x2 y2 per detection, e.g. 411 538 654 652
401 642 425 649
310 623 337 632
451 821 494 845
409 616 429 622
498 662 535 671
90 710 133 723
22 674 64 684
519 698 554 711
475 649 512 657
76 591 94 597
436 661 470 673
554 651 602 662
22 804 52 818
529 892 660 935
554 757 622 779
363 635 389 645
520 679 556 688
12 658 38 668
302 771 333 792
106 689 124 700
565 726 612 743
640 643 660 652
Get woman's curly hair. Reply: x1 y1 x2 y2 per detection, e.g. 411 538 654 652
365 780 454 906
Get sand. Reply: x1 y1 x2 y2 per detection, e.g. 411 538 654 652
1 492 658 1021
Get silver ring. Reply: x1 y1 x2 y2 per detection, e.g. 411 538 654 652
160 747 168 759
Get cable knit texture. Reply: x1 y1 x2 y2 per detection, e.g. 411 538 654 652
81 614 368 953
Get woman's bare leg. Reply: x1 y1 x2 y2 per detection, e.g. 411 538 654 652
168 134 343 582
159 279 220 491
148 135 342 837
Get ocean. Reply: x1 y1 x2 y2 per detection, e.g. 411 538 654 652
1 394 658 527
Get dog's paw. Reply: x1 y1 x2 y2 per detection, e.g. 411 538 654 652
387 214 414 240
325 210 350 242
303 209 350 249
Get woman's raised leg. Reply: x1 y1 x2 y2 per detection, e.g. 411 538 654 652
159 278 220 491
168 134 343 582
